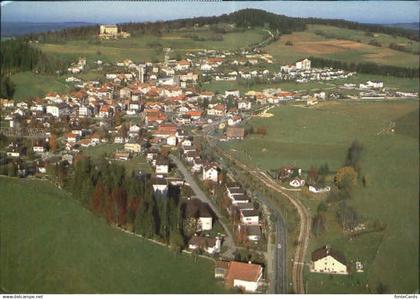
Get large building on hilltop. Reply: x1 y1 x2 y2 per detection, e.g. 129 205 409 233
99 24 130 39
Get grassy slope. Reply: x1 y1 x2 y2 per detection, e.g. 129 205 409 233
11 71 71 100
223 101 419 293
265 30 418 68
307 24 420 54
0 177 225 293
38 29 265 62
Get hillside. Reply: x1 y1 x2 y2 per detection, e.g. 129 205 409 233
30 10 418 69
0 177 225 293
223 100 419 293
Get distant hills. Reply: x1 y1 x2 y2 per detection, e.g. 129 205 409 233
1 22 96 37
2 9 418 41
384 22 419 32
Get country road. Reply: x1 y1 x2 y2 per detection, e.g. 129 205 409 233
220 162 288 294
200 123 293 294
254 191 288 294
198 118 309 293
169 154 237 259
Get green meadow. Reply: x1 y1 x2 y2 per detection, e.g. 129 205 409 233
223 100 419 293
0 177 225 293
37 29 266 63
11 71 71 100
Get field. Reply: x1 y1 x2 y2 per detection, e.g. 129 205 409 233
37 29 266 63
223 100 419 293
79 143 153 174
11 71 71 100
307 24 420 54
264 30 418 68
0 177 225 293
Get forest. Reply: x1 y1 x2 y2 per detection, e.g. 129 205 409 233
70 156 185 250
0 39 68 98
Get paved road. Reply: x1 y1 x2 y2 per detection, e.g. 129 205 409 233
202 118 289 293
169 154 237 259
211 145 309 294
255 192 288 294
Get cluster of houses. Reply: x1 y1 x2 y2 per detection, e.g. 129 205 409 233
67 57 87 74
342 81 418 100
271 166 331 193
278 58 355 83
179 135 263 245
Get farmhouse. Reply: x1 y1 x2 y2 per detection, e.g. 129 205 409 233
226 127 245 140
224 261 263 292
311 246 348 275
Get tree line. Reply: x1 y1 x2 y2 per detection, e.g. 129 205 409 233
305 17 419 41
311 141 365 237
309 56 419 78
72 156 185 251
1 39 67 76
0 39 69 99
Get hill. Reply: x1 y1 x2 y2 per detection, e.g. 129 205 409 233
0 177 225 293
385 22 419 32
1 22 95 38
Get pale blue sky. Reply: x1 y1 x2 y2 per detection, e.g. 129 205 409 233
1 1 419 24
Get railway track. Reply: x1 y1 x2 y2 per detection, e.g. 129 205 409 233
212 145 311 294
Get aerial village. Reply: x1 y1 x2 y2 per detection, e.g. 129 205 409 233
0 24 415 293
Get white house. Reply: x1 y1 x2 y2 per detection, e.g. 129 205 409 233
226 185 245 199
188 236 221 255
46 104 67 118
198 216 213 231
238 101 252 110
152 177 168 195
202 163 219 182
32 145 45 153
295 58 311 70
311 246 348 275
155 157 169 174
240 209 259 225
166 135 177 146
225 90 240 98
